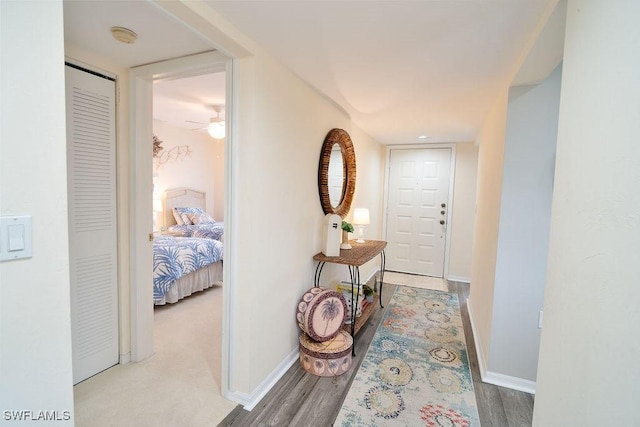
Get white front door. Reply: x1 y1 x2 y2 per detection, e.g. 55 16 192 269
385 148 452 277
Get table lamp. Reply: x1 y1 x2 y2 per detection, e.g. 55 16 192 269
352 208 370 243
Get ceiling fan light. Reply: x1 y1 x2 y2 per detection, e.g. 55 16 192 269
208 121 225 139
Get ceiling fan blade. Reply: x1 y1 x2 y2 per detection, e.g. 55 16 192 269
184 120 208 130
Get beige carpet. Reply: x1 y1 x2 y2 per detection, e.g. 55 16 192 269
73 285 236 426
383 271 447 292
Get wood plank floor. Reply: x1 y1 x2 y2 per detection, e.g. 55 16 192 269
219 281 534 426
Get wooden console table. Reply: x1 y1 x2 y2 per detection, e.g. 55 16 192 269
313 239 387 355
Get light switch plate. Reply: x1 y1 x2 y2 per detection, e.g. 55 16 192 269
0 216 32 261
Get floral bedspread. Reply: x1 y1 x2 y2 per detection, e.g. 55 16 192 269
153 236 223 302
167 222 224 241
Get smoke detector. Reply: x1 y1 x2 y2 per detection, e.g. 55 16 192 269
111 27 137 44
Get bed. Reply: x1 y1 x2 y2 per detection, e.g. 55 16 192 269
163 187 224 242
153 235 224 305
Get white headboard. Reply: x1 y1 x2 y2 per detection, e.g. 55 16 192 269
163 187 206 227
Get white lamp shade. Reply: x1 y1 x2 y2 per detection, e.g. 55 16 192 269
207 120 225 139
353 208 370 225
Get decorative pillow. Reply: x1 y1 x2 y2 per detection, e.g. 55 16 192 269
174 207 204 226
172 208 185 226
188 212 215 225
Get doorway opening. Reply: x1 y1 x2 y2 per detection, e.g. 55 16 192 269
151 70 227 388
129 51 236 402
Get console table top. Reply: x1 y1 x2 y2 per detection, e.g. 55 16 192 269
313 240 387 267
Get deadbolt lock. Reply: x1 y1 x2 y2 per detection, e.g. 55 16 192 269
441 203 446 208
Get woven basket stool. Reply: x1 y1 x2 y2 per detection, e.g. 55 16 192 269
299 329 353 377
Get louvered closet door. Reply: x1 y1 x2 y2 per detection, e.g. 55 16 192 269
65 65 118 384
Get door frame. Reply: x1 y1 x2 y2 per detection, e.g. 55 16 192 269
382 144 457 278
129 51 236 398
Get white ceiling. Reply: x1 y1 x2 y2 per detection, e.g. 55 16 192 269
153 73 226 130
63 0 562 144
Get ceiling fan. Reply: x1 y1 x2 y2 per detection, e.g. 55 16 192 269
186 105 225 139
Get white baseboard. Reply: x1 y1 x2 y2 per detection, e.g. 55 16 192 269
466 298 537 395
447 275 470 283
465 297 488 380
225 346 299 411
119 352 131 365
484 371 537 394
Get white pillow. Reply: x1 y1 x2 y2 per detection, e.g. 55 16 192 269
172 208 185 225
174 207 205 225
189 212 215 225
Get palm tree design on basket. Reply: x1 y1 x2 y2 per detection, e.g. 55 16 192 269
322 298 341 336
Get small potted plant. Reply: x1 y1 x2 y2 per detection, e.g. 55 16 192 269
363 284 374 303
341 220 354 249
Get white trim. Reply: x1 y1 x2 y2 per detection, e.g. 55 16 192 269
64 57 117 80
382 144 456 278
226 347 299 411
466 296 488 380
466 296 536 395
128 71 155 362
119 353 131 365
483 371 537 394
221 56 236 404
446 275 471 283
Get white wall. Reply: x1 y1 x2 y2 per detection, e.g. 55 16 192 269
346 125 386 283
467 90 509 376
489 64 561 386
534 1 640 425
0 0 75 422
228 51 384 395
153 120 223 223
448 142 479 282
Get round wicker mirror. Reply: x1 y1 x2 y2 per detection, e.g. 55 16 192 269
318 128 356 218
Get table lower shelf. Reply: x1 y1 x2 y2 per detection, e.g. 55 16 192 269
342 295 380 336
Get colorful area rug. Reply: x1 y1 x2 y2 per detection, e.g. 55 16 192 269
383 271 447 292
335 286 480 426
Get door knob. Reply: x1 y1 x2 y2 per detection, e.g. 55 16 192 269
441 210 445 215
440 220 445 225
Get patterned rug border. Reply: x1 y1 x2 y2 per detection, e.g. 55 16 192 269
335 286 480 426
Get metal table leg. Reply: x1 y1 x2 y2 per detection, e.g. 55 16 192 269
314 261 326 287
379 249 386 308
348 265 360 357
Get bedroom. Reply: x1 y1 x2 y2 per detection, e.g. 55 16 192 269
151 71 226 305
